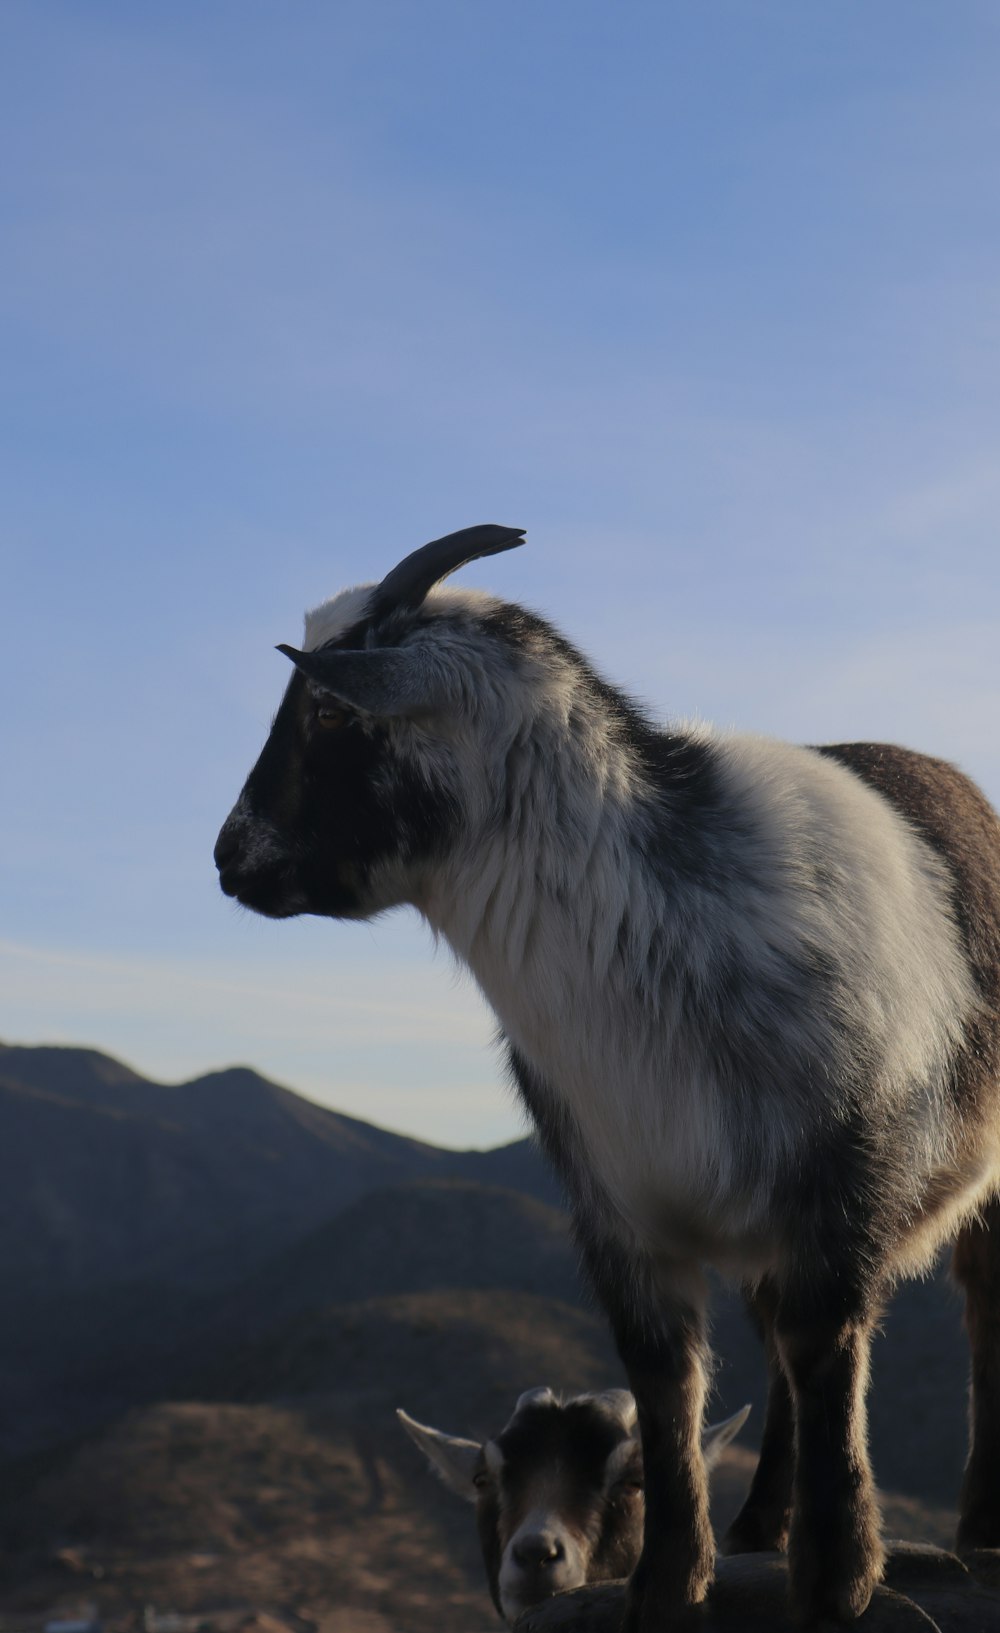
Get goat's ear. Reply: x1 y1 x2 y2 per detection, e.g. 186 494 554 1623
701 1403 751 1471
277 645 452 719
396 1408 483 1503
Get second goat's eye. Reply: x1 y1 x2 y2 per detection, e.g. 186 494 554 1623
316 706 349 731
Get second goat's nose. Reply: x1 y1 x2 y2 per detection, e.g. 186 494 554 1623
512 1534 565 1570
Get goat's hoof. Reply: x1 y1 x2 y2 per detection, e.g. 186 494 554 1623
787 1508 882 1626
789 1564 884 1624
620 1570 712 1632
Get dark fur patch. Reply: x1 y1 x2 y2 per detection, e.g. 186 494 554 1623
496 1401 627 1512
480 603 733 880
816 742 1000 1123
503 1045 596 1216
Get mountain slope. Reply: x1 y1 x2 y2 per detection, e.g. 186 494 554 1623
205 1178 583 1343
0 1042 562 1461
0 1042 557 1299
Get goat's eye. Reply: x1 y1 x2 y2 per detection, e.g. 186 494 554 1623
614 1478 644 1497
473 1471 491 1491
315 706 349 731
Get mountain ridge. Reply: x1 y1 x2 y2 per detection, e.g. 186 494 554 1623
0 1041 559 1305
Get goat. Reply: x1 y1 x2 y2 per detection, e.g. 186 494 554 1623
215 525 1000 1628
397 1389 749 1622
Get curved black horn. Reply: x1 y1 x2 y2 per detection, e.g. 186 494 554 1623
370 523 525 621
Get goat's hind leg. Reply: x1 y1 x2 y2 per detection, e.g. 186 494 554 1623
776 1282 885 1623
954 1193 1000 1553
722 1276 794 1555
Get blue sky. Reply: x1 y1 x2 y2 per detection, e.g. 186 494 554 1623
3 2 1000 1146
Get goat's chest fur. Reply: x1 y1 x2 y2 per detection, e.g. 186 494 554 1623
436 729 979 1277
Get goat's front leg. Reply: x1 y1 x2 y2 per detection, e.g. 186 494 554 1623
775 1289 884 1623
722 1276 794 1555
582 1238 713 1631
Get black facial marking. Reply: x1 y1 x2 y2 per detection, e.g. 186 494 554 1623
215 666 459 920
496 1400 626 1503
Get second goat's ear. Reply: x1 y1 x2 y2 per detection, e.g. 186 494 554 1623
701 1404 751 1471
396 1408 484 1503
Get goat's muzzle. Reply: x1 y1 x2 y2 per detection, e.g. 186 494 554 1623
213 809 303 918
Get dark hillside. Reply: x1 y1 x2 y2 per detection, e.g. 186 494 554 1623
204 1179 582 1342
0 1043 557 1300
0 1043 557 1462
192 1287 618 1426
0 1044 557 1301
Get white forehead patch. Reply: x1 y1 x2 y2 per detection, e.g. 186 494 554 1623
303 584 377 651
303 582 502 653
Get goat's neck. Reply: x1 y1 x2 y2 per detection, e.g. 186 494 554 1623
423 718 658 1061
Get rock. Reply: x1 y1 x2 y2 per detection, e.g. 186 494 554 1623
512 1580 624 1633
510 1544 1000 1631
960 1549 1000 1592
884 1542 971 1588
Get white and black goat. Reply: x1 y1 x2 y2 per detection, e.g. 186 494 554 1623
397 1389 749 1622
216 525 1000 1629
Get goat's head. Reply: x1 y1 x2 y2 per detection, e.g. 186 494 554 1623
214 524 529 921
397 1388 749 1622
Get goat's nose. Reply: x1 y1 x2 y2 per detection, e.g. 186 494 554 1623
512 1533 565 1571
214 821 242 873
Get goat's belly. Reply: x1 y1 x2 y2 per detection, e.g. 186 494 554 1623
628 1184 780 1282
549 1064 784 1277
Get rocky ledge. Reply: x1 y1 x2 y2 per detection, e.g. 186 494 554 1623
512 1543 1000 1631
